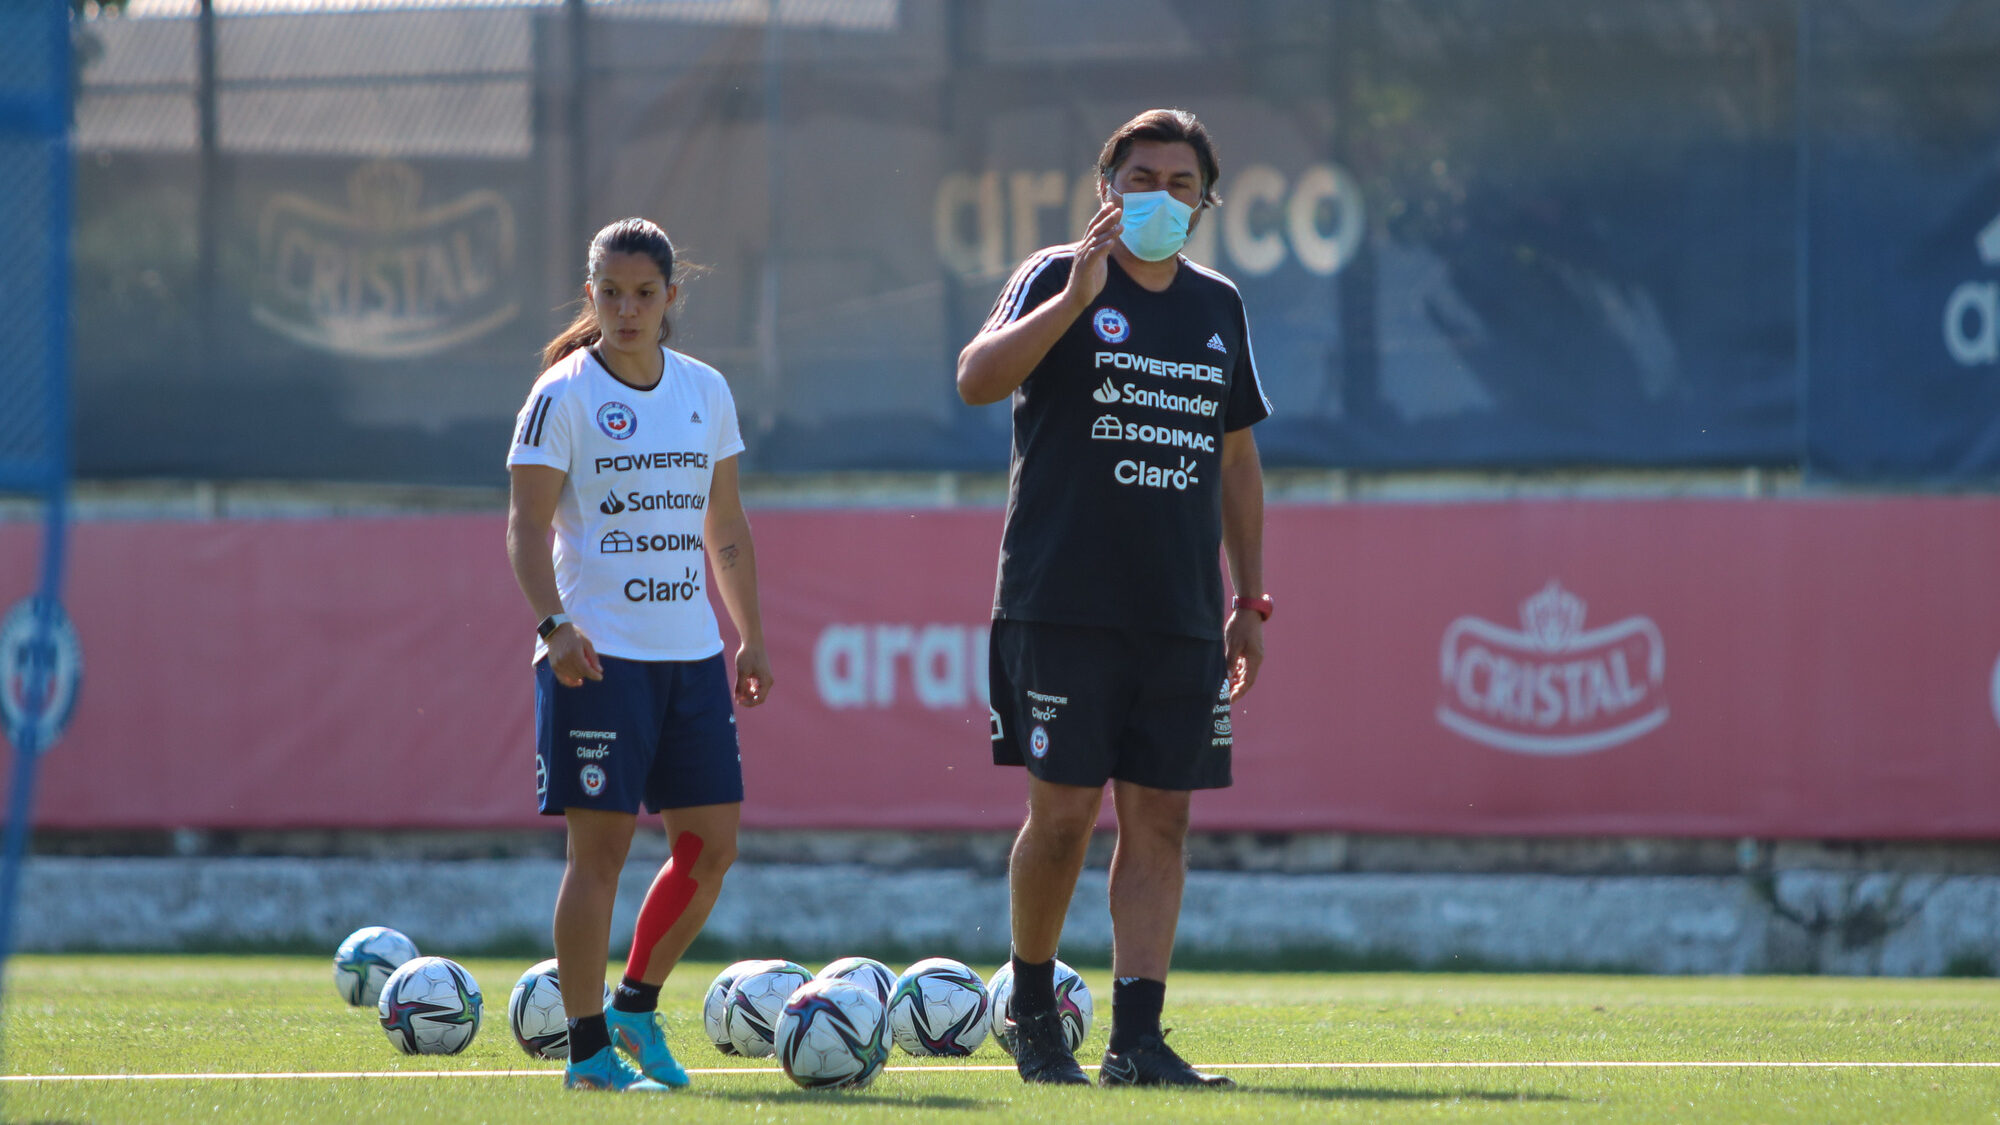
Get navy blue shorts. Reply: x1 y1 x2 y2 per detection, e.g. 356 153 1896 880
535 653 744 815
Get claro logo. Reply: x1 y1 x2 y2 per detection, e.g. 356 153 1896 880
1437 581 1668 755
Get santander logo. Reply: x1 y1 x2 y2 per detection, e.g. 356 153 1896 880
1437 581 1668 755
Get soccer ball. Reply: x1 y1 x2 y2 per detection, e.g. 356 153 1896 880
332 926 418 1007
887 957 990 1057
377 956 482 1055
817 956 896 1006
704 961 763 1055
507 958 614 1060
774 978 891 1090
724 960 814 1058
986 959 1093 1056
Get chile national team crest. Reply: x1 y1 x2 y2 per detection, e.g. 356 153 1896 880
1091 307 1130 343
596 401 637 440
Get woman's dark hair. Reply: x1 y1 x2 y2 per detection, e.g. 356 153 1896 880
540 217 678 371
1096 107 1222 209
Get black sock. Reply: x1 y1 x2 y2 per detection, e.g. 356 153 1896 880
612 975 660 1013
1108 976 1165 1054
569 1013 611 1062
1010 953 1057 1018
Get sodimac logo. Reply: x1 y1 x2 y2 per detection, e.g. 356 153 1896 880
1436 581 1668 755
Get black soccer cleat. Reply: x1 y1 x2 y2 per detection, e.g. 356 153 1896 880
1011 1007 1090 1085
1098 1030 1237 1088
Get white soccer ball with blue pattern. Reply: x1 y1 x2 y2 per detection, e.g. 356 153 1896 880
724 960 814 1058
377 956 482 1055
986 959 1093 1056
888 957 990 1057
816 956 897 1006
332 925 419 1007
507 958 613 1060
704 961 761 1055
775 978 891 1090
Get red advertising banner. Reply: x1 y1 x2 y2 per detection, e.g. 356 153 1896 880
5 498 2000 837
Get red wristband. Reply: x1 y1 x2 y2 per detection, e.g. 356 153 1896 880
1232 594 1273 622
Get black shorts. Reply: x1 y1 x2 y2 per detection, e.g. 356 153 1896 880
988 619 1232 791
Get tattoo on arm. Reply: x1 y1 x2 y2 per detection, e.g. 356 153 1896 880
719 543 740 570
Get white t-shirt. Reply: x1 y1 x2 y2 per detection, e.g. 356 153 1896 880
506 345 746 662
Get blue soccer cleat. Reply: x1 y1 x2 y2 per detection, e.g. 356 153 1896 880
564 1043 671 1092
605 1007 692 1088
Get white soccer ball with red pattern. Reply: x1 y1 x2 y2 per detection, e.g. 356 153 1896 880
986 959 1093 1055
377 956 482 1055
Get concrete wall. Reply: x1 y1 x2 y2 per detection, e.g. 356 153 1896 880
22 856 2000 976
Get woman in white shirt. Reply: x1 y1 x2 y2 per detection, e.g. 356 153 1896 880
506 216 773 1093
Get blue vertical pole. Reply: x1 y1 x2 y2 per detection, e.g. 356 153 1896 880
0 0 74 1010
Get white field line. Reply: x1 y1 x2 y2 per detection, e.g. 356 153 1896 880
6 1061 2000 1082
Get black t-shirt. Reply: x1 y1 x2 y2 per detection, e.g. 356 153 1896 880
983 247 1272 641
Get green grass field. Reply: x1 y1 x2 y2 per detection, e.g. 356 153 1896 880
4 956 1998 1123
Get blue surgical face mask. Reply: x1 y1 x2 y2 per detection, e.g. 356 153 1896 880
1114 188 1195 262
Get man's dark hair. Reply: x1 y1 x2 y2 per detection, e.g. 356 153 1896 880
1096 108 1222 209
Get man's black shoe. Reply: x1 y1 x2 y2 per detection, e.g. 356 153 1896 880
1011 1007 1089 1085
1098 1030 1236 1088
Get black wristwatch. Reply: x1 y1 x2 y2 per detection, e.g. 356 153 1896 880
536 613 572 640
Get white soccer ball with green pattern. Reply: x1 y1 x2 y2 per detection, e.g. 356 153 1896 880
888 957 990 1056
816 956 897 1005
775 978 891 1090
332 925 418 1007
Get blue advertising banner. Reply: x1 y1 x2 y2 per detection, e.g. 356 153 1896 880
1804 2 2000 481
59 0 2000 483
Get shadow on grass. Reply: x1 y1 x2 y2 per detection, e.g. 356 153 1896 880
697 1087 995 1110
1242 1084 1574 1104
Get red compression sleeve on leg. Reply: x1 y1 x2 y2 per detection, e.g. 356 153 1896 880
624 831 704 981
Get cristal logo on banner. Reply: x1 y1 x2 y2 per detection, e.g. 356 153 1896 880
254 160 519 358
1436 581 1668 755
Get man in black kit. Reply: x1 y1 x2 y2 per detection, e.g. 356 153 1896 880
957 108 1272 1089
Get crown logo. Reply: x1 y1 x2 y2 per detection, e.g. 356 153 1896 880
346 160 425 232
1519 580 1585 651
